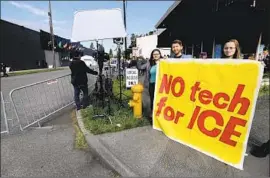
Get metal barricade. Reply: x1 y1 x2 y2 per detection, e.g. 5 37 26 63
1 92 9 134
9 73 96 131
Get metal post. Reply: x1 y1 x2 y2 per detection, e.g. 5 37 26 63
201 41 204 53
191 44 194 57
48 0 56 69
118 45 122 103
123 0 128 61
255 32 262 61
216 0 219 11
212 37 216 58
1 92 9 133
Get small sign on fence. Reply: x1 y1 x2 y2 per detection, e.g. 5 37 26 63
126 68 138 88
47 79 58 85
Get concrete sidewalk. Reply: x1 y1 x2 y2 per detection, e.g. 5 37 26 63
102 126 269 177
76 87 269 177
1 110 116 177
78 119 269 177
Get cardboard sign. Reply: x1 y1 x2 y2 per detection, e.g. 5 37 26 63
153 59 264 170
126 68 138 88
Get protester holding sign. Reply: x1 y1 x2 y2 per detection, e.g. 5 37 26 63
170 39 190 59
170 40 184 58
222 39 242 59
137 49 163 124
148 49 163 122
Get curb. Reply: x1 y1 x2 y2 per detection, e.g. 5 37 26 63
75 110 139 177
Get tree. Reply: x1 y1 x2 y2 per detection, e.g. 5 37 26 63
109 48 113 58
149 31 154 35
124 48 132 59
90 42 94 49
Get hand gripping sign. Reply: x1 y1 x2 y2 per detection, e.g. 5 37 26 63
153 59 264 170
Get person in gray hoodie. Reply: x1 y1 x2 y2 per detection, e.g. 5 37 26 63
137 49 163 124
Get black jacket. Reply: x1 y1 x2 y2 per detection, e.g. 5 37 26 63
263 55 270 68
69 59 98 86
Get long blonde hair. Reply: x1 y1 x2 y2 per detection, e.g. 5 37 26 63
223 39 242 59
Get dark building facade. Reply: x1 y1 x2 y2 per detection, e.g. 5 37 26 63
1 19 92 70
0 19 46 70
156 0 269 57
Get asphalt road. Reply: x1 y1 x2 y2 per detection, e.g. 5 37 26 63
1 110 116 177
1 69 71 99
1 69 97 133
1 69 69 133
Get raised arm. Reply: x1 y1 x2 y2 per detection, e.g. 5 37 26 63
137 61 148 70
83 62 98 75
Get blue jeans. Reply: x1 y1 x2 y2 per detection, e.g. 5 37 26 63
73 85 89 110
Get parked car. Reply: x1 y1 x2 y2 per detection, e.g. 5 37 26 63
80 55 98 69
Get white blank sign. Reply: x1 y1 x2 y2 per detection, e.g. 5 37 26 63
71 8 127 42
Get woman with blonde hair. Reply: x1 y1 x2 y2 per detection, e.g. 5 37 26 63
222 39 242 59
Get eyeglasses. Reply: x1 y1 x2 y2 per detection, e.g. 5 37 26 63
224 47 235 50
153 53 160 56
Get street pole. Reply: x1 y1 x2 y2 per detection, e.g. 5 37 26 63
191 44 194 57
255 32 262 61
123 0 128 61
212 37 216 58
201 41 203 53
48 0 56 69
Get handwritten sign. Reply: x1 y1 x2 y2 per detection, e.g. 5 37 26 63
126 68 138 88
153 59 263 170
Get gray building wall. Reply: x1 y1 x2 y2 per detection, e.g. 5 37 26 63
0 19 46 70
44 50 61 68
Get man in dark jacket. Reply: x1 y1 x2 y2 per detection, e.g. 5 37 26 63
69 51 98 110
262 47 269 73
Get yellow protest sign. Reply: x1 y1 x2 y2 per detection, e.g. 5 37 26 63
153 59 264 170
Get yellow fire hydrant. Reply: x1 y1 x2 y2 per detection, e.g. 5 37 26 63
128 84 144 119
